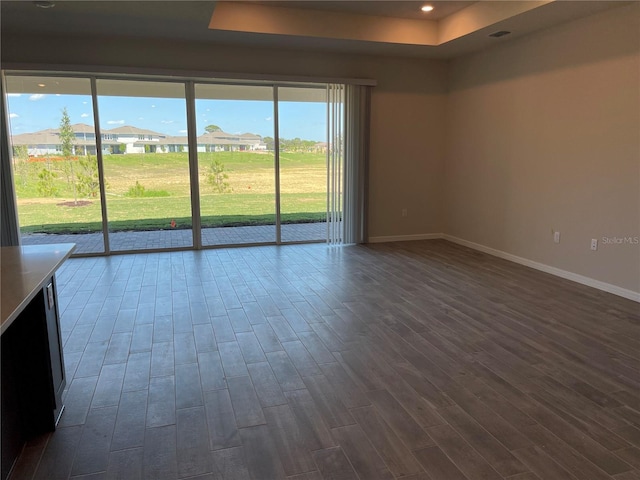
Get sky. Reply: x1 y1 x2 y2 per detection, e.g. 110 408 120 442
6 93 327 141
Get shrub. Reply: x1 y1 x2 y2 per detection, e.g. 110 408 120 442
37 167 58 197
207 160 232 193
13 145 29 187
125 181 170 198
126 181 146 197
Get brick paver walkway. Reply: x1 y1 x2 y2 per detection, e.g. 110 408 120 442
21 222 327 254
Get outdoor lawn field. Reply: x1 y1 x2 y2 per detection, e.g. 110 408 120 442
13 151 327 234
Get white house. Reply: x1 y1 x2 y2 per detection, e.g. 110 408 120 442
105 126 166 154
11 124 267 156
197 131 265 152
10 123 120 156
159 136 189 153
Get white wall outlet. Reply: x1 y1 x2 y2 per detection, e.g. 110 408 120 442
401 208 408 217
553 231 560 243
591 238 598 251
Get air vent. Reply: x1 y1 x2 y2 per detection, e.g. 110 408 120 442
489 31 511 38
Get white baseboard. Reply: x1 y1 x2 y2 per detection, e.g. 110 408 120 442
365 232 639 302
442 234 640 303
367 233 443 244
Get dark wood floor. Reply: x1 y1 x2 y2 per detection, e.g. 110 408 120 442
8 240 640 480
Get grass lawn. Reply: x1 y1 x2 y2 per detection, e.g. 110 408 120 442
15 151 327 234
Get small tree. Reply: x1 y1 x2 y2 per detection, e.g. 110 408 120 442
76 155 100 198
207 160 231 193
302 140 316 152
37 165 58 197
13 145 29 186
263 136 275 151
59 107 78 204
205 124 222 133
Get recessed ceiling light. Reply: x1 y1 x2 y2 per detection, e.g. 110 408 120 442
421 5 434 12
37 83 46 87
34 1 55 8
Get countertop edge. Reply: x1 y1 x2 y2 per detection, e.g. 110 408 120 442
1 243 76 335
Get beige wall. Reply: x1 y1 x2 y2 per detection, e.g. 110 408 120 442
445 3 640 292
1 35 448 239
3 4 639 294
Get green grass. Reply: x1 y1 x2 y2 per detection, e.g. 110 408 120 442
14 151 327 234
20 212 327 234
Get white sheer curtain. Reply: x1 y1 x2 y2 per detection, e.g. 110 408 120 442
326 83 370 245
326 84 344 244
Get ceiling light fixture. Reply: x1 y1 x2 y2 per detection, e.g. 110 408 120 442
421 5 434 12
37 83 46 87
34 1 55 8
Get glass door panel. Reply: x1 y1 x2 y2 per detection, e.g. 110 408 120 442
195 84 276 246
5 75 105 254
277 87 328 243
96 79 192 251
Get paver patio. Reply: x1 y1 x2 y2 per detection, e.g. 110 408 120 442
21 222 327 254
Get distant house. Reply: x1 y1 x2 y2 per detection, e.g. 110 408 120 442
11 123 119 156
239 133 267 151
105 126 166 154
313 142 328 153
197 131 266 152
11 130 67 156
159 136 189 153
11 124 267 156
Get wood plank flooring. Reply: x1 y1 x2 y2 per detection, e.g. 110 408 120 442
8 239 640 480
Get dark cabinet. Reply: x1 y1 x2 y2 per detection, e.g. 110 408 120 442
1 275 66 480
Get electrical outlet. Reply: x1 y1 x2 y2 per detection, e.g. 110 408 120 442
553 231 560 244
401 208 408 217
591 238 598 251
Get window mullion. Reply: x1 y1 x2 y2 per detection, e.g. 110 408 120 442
90 76 110 255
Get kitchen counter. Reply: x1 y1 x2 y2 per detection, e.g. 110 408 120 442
1 243 75 480
1 243 75 335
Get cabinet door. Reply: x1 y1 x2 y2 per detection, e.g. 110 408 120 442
1 330 25 480
44 277 66 425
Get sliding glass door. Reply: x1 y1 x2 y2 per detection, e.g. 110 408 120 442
4 72 356 254
277 86 328 243
195 84 276 246
96 79 193 251
4 75 105 254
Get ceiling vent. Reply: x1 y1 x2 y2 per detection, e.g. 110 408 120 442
489 30 511 38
